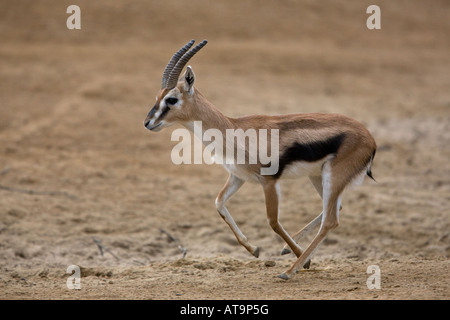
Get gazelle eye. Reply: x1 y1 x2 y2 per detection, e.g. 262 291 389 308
166 97 178 105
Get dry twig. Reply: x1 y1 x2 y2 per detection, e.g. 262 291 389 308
160 228 187 258
93 238 120 261
0 183 77 199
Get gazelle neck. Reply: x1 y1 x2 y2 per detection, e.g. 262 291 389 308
182 89 235 141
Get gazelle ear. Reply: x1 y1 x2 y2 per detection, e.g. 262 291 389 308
183 66 195 95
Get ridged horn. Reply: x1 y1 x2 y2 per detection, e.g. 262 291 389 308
165 40 208 90
161 39 195 89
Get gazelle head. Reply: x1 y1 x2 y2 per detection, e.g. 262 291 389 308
144 39 208 132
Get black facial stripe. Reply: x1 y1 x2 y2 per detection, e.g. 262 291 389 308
159 106 170 120
148 105 157 118
273 133 347 178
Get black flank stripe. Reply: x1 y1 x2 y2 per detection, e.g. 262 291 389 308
274 133 346 178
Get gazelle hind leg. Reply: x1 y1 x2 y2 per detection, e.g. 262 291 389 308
281 176 342 256
279 196 342 280
216 174 260 257
280 213 322 255
278 163 344 280
280 213 321 270
281 175 323 256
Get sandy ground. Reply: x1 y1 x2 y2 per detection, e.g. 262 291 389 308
0 0 449 300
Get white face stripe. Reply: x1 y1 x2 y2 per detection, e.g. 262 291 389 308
148 88 183 128
149 107 162 126
150 91 176 126
162 89 183 108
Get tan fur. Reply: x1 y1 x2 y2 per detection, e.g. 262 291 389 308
144 65 377 280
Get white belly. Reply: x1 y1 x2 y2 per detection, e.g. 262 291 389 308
279 155 334 179
279 160 323 179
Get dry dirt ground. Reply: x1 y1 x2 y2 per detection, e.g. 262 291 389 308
0 1 449 300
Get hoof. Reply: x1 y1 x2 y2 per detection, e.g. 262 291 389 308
252 247 260 258
277 273 290 281
280 248 291 255
303 259 311 269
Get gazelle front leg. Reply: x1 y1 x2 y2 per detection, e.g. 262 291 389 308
262 179 304 258
215 174 260 257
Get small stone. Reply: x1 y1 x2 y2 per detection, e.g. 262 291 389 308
264 260 276 267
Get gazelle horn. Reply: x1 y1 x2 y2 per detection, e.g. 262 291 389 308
165 40 208 90
161 39 195 89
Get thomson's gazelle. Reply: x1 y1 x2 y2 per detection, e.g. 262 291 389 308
144 40 377 280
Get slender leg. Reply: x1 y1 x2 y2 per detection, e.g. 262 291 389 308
262 179 304 258
280 214 322 258
278 163 343 280
280 176 323 256
215 174 259 257
281 176 342 255
278 196 341 280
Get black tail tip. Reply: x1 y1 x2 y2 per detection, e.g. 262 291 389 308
367 150 376 182
367 169 376 182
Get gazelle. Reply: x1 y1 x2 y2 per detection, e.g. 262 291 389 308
144 40 377 280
